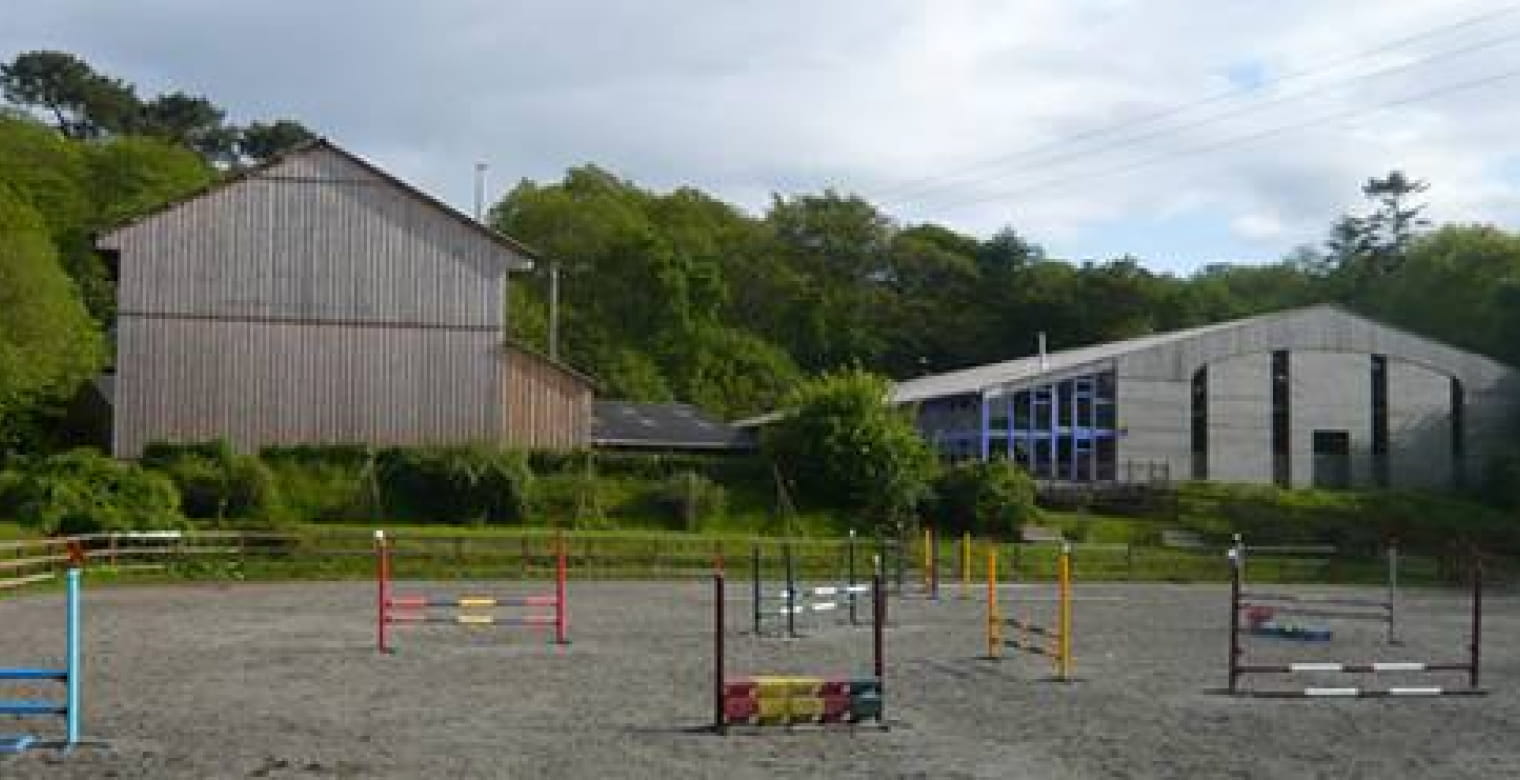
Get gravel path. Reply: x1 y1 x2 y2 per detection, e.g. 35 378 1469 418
2 577 1517 778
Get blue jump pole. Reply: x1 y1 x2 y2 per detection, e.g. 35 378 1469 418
66 567 80 749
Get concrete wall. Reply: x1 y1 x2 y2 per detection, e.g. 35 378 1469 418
1289 351 1373 488
1388 358 1453 489
1114 376 1189 481
1111 306 1520 489
1207 352 1273 484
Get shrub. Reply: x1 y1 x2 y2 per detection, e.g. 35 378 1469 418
931 459 1039 537
7 448 186 534
262 456 377 524
762 369 938 532
375 446 534 524
141 440 287 525
650 470 727 531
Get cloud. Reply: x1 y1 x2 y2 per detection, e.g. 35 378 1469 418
1232 212 1286 242
2 0 1518 270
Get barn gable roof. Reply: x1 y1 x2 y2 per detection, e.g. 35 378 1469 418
891 304 1518 403
96 138 538 271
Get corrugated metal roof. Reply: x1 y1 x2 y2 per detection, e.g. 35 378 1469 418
96 138 538 271
592 401 755 450
890 305 1337 403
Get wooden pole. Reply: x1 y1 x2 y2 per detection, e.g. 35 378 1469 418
785 541 797 639
929 526 939 600
751 544 762 636
1386 538 1399 645
961 531 971 599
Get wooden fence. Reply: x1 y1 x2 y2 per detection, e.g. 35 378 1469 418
0 529 1491 594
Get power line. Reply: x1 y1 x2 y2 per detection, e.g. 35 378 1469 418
913 63 1520 217
870 2 1520 204
895 26 1520 211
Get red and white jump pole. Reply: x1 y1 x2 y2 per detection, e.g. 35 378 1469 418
375 530 569 653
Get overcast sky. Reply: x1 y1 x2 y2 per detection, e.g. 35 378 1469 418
5 0 1520 272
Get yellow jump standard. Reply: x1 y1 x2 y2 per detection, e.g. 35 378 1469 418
986 541 1073 681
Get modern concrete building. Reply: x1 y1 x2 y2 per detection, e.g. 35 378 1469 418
895 305 1520 490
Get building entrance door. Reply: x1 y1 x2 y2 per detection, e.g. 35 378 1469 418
1312 430 1351 489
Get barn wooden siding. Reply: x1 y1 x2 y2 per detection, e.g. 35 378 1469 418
100 144 532 457
502 345 593 450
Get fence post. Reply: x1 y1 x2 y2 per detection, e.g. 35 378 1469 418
848 529 858 626
893 529 905 592
714 569 726 735
960 531 970 599
1470 552 1483 690
752 544 762 636
785 541 796 639
1386 538 1399 645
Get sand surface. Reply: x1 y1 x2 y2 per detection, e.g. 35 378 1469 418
2 577 1517 778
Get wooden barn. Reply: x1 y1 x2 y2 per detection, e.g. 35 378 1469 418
97 139 592 457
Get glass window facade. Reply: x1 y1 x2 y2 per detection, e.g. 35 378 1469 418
917 369 1118 481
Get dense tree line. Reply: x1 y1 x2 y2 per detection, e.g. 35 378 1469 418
1 50 313 166
494 168 1520 411
0 51 315 456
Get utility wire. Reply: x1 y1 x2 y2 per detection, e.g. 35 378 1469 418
914 63 1520 216
871 2 1520 204
895 27 1520 211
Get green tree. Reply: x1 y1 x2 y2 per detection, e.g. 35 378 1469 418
665 324 800 419
0 50 140 139
764 191 895 369
84 135 214 228
0 185 102 455
0 113 90 240
1323 170 1431 297
141 91 236 163
1357 225 1520 365
762 369 937 529
237 119 316 163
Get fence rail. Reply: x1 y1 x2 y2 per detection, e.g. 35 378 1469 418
0 529 1506 593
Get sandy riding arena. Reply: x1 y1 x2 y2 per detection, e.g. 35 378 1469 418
3 578 1519 778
